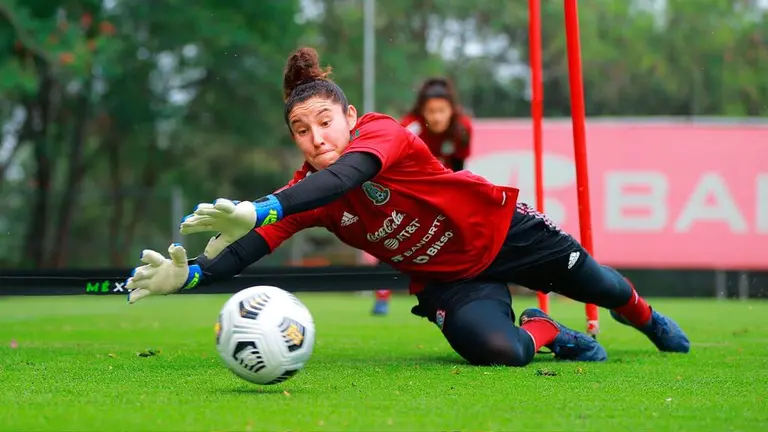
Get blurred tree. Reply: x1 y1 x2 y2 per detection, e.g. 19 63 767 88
0 0 303 268
395 0 768 118
296 0 447 117
0 0 765 269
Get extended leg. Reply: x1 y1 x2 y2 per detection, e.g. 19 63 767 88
607 275 690 353
515 250 690 354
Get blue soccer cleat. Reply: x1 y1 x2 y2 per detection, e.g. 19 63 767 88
610 309 690 353
371 299 389 316
520 308 608 362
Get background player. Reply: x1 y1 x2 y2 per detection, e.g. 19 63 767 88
126 47 690 367
401 77 473 172
371 77 474 316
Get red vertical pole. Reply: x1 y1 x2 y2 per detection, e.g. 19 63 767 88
529 0 549 314
563 0 599 337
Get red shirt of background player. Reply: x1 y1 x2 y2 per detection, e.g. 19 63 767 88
400 113 473 168
256 113 517 293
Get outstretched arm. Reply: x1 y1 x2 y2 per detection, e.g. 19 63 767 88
192 230 271 285
125 233 269 304
129 207 318 304
183 115 408 239
255 151 382 220
181 151 381 241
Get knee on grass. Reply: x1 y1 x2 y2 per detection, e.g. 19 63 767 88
462 332 535 367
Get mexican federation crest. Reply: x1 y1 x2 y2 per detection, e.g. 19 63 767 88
362 181 390 205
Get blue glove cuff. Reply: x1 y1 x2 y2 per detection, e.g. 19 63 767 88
183 264 203 290
254 194 284 227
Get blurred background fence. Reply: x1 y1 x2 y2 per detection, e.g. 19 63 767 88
1 0 767 297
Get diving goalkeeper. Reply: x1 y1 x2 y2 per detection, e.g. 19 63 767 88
125 47 690 367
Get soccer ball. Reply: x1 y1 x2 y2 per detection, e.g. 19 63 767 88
215 285 315 385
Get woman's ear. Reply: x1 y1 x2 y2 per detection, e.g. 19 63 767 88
346 105 358 130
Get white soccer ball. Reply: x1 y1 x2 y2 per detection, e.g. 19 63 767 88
215 285 315 385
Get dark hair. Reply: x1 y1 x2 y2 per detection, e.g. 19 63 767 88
407 77 464 121
283 47 349 127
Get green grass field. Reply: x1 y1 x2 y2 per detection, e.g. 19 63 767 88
1 293 767 431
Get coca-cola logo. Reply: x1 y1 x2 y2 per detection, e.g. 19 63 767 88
367 211 405 242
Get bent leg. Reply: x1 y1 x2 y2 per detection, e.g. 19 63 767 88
416 280 604 366
442 294 538 367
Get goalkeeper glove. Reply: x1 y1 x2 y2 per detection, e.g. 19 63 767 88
179 196 282 257
126 243 202 304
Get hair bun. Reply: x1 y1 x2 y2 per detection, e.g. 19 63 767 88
424 77 450 88
283 47 333 101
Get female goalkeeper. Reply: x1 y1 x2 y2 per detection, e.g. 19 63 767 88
125 47 690 367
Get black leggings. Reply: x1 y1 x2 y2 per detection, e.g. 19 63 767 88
439 285 535 367
415 232 634 367
501 249 634 309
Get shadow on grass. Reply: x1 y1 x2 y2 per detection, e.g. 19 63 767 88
426 350 562 366
424 349 664 366
214 385 300 395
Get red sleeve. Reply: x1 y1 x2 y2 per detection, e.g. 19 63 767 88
453 115 473 160
255 165 323 251
345 116 410 172
255 212 322 252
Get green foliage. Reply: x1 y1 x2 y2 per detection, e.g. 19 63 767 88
0 58 39 96
0 0 766 268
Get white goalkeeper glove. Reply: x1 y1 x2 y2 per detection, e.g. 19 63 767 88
126 243 202 304
179 197 282 257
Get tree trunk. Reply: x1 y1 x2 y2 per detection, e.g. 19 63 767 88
107 134 125 266
21 73 54 268
49 79 93 268
414 0 430 56
123 140 163 259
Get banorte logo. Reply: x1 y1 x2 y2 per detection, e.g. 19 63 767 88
367 211 405 243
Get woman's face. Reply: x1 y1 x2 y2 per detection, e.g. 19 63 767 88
288 97 358 170
422 98 453 134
